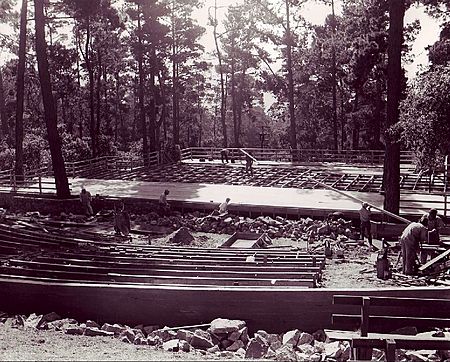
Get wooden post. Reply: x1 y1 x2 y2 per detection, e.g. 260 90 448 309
38 175 42 194
385 339 396 362
361 297 370 337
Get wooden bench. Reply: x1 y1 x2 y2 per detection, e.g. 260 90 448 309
326 295 450 361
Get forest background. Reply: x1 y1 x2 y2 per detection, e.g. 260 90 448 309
0 0 449 208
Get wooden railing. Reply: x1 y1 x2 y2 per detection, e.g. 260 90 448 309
181 147 415 167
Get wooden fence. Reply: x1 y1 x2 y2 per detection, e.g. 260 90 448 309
181 147 415 167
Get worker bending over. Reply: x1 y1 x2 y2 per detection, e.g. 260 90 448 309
420 208 445 263
399 216 428 275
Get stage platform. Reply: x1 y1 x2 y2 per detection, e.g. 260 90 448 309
65 177 433 221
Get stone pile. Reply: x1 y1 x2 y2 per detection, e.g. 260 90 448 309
3 312 450 361
2 313 353 360
139 212 357 240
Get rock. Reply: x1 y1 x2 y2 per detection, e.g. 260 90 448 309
239 327 249 344
313 329 327 342
143 325 159 336
147 335 163 347
47 318 78 331
219 351 235 358
324 341 340 358
228 330 241 342
309 353 322 362
190 332 214 350
168 227 194 245
84 327 114 337
207 345 220 354
265 348 277 359
119 327 135 343
296 352 310 361
177 329 194 344
220 339 233 350
297 343 315 355
313 341 326 354
149 327 177 342
245 337 269 359
101 323 125 335
163 339 179 352
226 339 244 352
65 324 84 335
209 318 246 334
134 336 148 345
85 320 100 328
297 332 314 346
39 312 61 329
282 329 301 347
24 313 44 329
179 340 191 352
275 344 297 361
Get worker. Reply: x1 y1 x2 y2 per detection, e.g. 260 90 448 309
220 148 229 163
218 198 231 215
79 187 93 217
420 209 445 263
399 216 428 275
114 201 131 237
159 189 170 216
245 153 254 176
359 202 373 247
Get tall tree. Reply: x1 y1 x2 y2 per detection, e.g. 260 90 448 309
14 0 26 181
383 0 405 214
34 0 70 198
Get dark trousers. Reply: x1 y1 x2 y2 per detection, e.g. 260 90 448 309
221 151 229 163
360 220 372 245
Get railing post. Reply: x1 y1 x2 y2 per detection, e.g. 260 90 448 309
12 173 16 192
38 175 42 194
72 162 75 178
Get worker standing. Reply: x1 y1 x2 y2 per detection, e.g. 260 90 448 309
79 187 93 217
359 202 373 247
245 154 254 176
158 189 170 216
220 149 229 163
399 217 428 275
420 208 445 263
218 197 231 215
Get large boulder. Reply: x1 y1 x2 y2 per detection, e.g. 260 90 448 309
101 323 126 335
245 337 269 359
209 318 246 334
84 327 114 337
190 330 214 350
282 329 301 347
275 344 298 361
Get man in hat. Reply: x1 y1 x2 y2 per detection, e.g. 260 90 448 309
359 202 372 247
420 208 445 263
400 217 428 275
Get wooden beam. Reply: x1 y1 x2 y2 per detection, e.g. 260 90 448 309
418 249 450 272
239 149 258 163
303 175 411 224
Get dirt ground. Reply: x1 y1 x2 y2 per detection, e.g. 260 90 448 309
0 324 225 361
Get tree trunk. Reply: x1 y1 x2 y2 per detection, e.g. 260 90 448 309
137 4 148 165
148 45 157 152
15 0 27 181
95 52 102 147
383 0 405 214
85 17 96 157
230 40 238 147
331 0 338 150
213 0 227 147
0 68 8 142
286 0 297 152
34 0 70 198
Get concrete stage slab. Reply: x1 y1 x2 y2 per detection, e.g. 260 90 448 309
68 177 390 219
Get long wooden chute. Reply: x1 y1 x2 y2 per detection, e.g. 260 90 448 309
240 149 258 164
304 175 411 224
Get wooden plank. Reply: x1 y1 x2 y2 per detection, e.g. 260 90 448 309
333 295 450 309
385 339 396 362
333 314 450 331
418 249 450 272
352 337 450 351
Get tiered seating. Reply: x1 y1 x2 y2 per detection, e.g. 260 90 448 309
0 223 325 289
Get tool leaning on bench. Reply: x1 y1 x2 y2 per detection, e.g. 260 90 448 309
325 295 450 361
